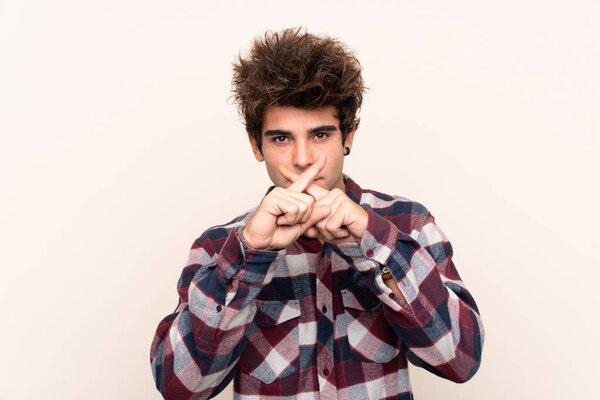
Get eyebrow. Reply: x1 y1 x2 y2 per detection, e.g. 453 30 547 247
263 125 338 137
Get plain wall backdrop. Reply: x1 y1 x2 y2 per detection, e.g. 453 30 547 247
1 1 598 399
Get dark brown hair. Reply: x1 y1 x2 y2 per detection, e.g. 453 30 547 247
232 27 366 150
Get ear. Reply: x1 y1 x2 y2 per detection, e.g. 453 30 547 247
343 125 356 152
248 133 264 162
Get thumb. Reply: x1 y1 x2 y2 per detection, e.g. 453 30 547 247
301 204 330 231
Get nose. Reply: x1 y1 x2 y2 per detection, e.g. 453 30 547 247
292 139 314 172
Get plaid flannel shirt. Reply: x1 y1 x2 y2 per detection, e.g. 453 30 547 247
150 176 484 399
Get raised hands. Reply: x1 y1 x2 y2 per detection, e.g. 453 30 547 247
242 154 368 250
278 161 368 245
241 154 332 250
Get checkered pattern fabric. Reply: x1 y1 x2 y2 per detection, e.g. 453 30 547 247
150 176 484 399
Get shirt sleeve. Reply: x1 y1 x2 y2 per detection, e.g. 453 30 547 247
149 226 282 399
336 205 485 383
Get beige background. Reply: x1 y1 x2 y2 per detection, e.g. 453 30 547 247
1 1 598 399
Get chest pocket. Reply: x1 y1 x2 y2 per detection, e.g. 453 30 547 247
340 286 400 363
238 299 301 384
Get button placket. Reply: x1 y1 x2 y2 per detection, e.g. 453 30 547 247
316 245 335 396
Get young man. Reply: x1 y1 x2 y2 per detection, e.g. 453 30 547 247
150 28 484 399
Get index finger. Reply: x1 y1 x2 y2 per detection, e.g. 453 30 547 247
279 161 329 200
303 181 329 200
286 153 326 193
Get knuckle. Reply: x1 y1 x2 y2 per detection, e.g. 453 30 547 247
326 221 339 233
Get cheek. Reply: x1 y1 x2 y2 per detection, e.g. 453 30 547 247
329 153 345 171
264 161 278 176
264 160 286 184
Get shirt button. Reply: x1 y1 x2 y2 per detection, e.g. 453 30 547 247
322 305 327 314
323 368 329 377
389 292 395 299
235 257 242 265
262 316 269 324
366 250 374 257
216 305 222 312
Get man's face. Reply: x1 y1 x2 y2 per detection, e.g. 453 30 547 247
249 105 355 191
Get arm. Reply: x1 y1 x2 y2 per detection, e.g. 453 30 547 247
149 226 281 399
338 206 485 383
150 161 330 399
276 164 484 381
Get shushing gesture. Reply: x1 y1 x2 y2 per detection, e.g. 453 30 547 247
242 154 369 250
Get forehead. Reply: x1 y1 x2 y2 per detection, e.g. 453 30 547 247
261 105 339 134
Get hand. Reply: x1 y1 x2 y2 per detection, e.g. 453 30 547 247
278 164 368 245
242 154 331 250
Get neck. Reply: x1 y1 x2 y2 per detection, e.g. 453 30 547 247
332 174 346 192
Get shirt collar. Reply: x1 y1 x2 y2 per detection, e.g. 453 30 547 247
343 174 363 205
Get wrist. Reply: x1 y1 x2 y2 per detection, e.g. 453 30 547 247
239 227 257 250
344 204 368 243
240 227 284 251
355 205 369 239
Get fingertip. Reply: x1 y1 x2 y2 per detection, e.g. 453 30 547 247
278 163 289 175
317 153 326 167
305 226 318 238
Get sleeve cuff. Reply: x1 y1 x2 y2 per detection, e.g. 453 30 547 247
336 206 400 272
215 227 283 284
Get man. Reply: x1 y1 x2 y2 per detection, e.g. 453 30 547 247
150 28 484 399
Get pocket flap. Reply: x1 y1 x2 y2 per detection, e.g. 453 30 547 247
341 287 381 312
255 299 301 327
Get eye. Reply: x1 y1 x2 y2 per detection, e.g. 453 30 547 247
273 136 288 143
314 132 329 140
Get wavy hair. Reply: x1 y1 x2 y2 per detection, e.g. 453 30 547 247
232 27 366 150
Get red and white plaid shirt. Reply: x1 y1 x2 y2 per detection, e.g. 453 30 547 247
150 176 484 399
